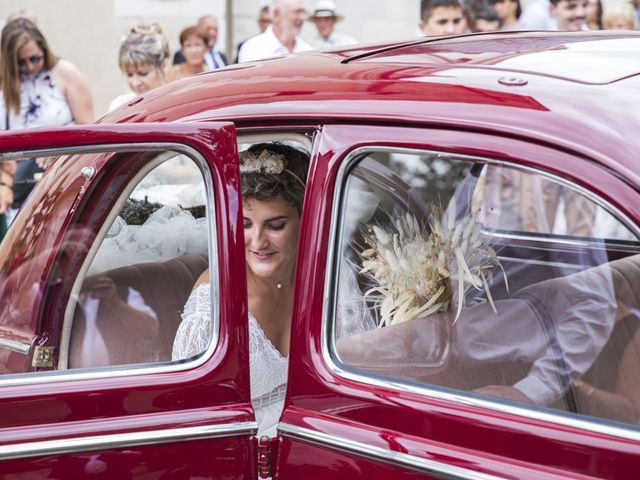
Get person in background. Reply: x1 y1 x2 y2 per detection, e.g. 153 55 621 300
307 0 357 47
604 0 639 28
235 4 273 62
238 0 312 62
418 0 469 36
586 0 603 29
602 0 638 29
167 25 208 82
0 18 93 224
174 16 227 70
471 3 503 31
490 0 523 29
549 0 588 30
108 23 170 112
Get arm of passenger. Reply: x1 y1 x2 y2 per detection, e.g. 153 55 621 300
0 161 16 213
172 282 213 360
57 59 95 124
511 264 617 406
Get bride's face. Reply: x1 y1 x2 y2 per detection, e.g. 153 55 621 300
243 197 301 282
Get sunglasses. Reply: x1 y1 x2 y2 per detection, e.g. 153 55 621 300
18 55 43 67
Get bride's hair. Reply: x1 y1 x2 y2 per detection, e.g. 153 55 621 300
240 143 309 214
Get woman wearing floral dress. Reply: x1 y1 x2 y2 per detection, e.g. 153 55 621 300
0 18 94 232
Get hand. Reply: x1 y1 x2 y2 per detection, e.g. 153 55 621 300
82 275 118 301
0 183 13 214
473 385 534 404
35 157 55 170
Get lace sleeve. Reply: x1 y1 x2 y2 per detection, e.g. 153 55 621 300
336 261 376 339
172 283 215 360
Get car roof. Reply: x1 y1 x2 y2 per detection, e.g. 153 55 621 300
101 31 640 180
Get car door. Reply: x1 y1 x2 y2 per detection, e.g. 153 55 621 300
277 124 640 479
0 123 258 478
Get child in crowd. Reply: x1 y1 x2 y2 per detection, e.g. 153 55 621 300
419 0 469 35
471 3 503 31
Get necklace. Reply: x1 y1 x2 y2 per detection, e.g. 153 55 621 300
277 283 282 289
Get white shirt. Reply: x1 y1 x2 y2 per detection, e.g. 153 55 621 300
519 0 557 30
309 30 358 48
108 92 135 112
238 26 312 63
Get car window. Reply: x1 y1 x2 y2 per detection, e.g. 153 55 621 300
0 150 216 375
333 149 640 427
62 151 212 370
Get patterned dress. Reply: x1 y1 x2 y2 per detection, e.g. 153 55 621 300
1 69 74 130
0 69 74 215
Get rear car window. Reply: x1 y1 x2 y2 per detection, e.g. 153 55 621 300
332 149 640 427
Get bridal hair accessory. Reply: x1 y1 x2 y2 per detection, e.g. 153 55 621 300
239 149 305 188
358 198 507 327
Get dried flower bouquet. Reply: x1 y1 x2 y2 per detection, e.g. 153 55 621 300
358 198 507 327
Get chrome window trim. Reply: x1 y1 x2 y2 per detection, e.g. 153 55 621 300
0 338 30 355
497 256 585 271
488 229 640 250
0 142 220 386
278 423 506 480
322 145 640 442
0 421 257 461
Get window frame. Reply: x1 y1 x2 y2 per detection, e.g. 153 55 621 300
0 142 219 386
322 144 640 441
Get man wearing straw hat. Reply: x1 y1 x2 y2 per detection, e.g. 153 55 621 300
307 0 358 47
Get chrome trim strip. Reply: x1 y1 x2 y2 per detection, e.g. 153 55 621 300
497 255 584 271
278 423 506 480
0 421 257 461
322 145 640 443
0 338 30 355
0 142 220 387
489 229 640 250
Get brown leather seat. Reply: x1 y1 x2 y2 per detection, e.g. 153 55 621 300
68 254 208 368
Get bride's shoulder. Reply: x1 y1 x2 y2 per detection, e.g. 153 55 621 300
193 269 210 290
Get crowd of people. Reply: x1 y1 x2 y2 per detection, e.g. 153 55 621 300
419 0 638 35
0 0 638 236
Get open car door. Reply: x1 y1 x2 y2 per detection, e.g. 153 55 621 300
0 123 258 478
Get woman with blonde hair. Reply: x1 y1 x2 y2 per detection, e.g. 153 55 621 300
0 18 93 235
109 22 171 112
167 26 209 83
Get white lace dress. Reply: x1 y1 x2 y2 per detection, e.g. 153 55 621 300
172 283 288 438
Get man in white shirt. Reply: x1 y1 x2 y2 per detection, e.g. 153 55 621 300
238 0 312 62
307 0 358 48
519 0 557 30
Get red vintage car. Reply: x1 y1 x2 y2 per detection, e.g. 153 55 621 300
1 31 640 479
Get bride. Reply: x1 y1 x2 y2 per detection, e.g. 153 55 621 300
172 142 309 437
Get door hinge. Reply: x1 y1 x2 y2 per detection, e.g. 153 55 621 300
254 435 281 479
32 346 55 368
